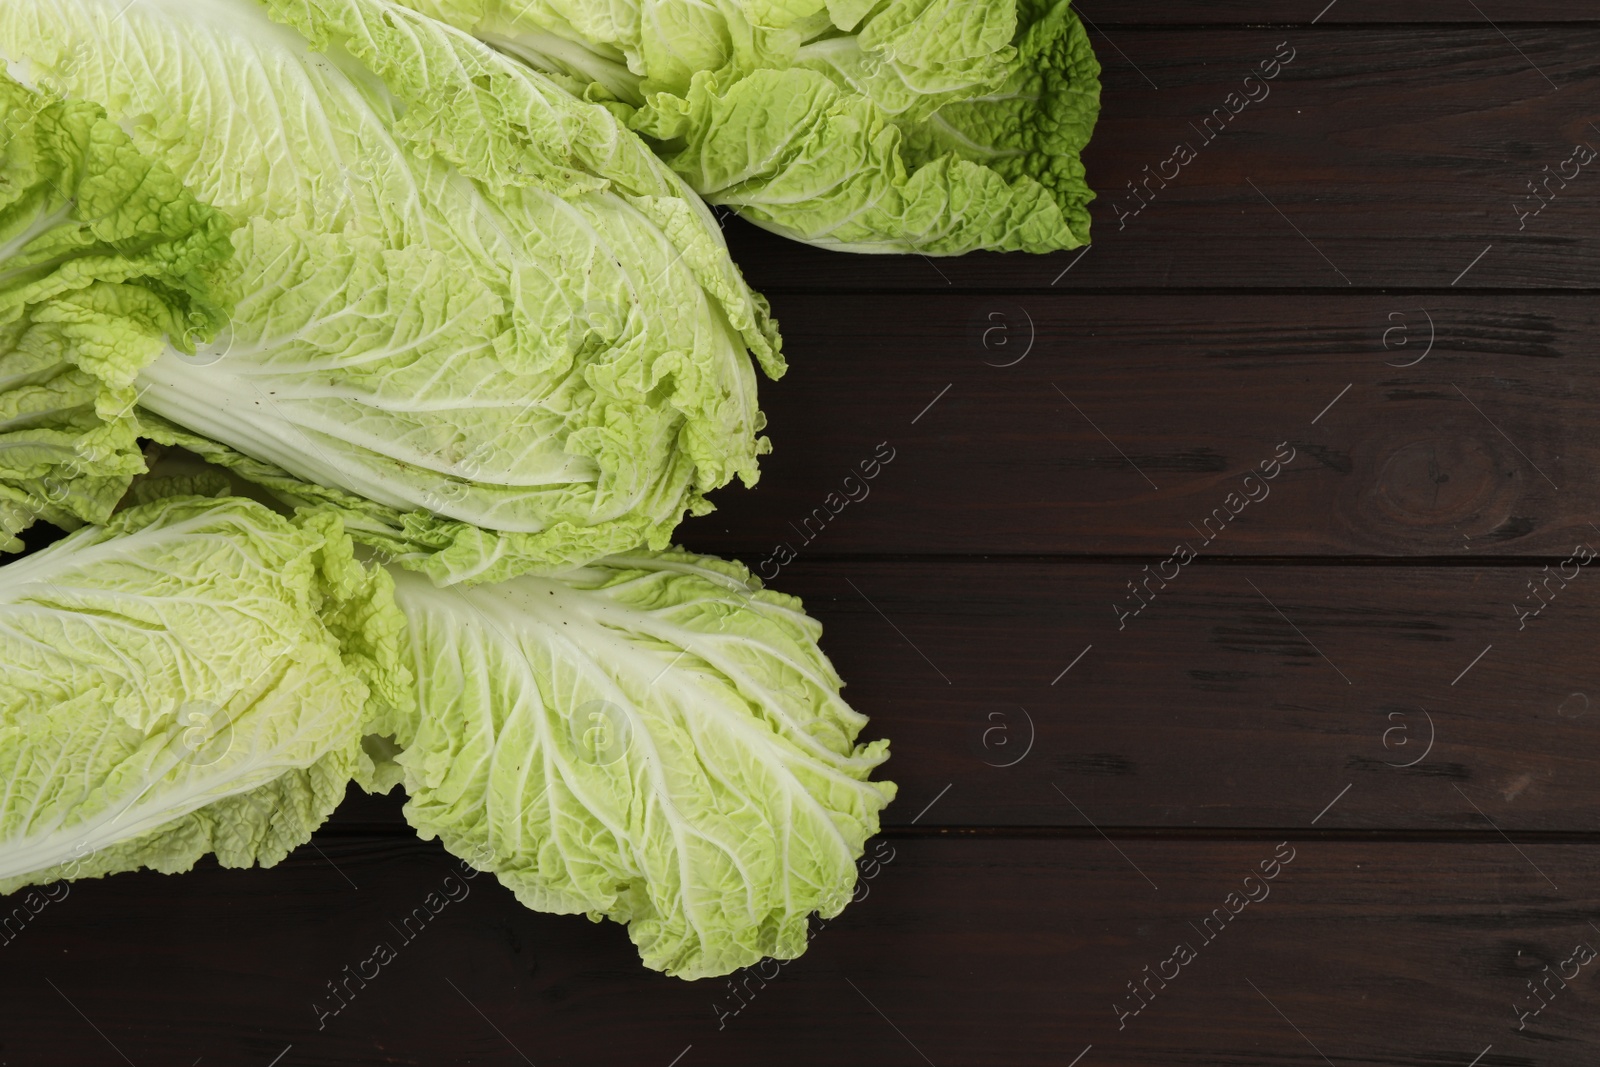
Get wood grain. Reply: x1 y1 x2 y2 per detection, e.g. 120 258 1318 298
684 294 1600 559
329 559 1600 834
3 835 1596 1066
728 28 1600 292
1085 1 1600 24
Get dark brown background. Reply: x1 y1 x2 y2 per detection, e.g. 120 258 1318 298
8 4 1600 1065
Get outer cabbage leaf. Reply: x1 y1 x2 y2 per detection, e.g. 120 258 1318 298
394 0 1100 253
139 416 675 587
0 494 410 894
893 0 1100 248
388 547 896 979
0 0 782 583
634 65 1082 254
0 71 235 549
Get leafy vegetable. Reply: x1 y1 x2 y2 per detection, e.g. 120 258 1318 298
0 0 900 984
395 0 1101 254
0 0 783 584
0 70 235 551
0 493 409 894
387 547 895 979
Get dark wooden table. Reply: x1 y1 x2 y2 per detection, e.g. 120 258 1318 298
9 4 1600 1064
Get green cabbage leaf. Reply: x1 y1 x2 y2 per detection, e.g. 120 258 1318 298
0 0 783 584
0 71 235 551
0 493 409 894
388 546 896 979
397 0 1101 253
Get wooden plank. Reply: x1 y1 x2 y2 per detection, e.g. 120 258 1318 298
4 835 1597 1065
27 289 1599 561
685 294 1600 559
329 559 1600 833
724 28 1600 292
788 560 1600 832
1085 1 1600 23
